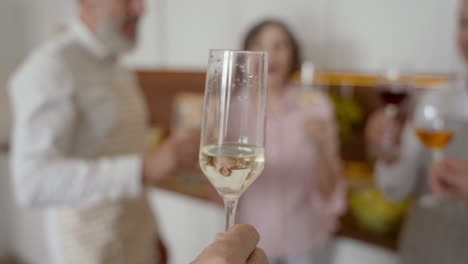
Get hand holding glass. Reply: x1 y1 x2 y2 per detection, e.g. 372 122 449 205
413 84 459 206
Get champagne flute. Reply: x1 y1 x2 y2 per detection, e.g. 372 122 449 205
199 50 268 230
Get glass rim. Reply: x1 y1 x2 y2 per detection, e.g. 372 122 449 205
209 49 267 55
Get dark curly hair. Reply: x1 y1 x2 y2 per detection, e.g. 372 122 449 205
242 19 302 77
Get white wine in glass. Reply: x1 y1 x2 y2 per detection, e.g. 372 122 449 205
415 128 454 154
200 50 268 230
413 83 461 206
200 144 265 201
413 104 456 161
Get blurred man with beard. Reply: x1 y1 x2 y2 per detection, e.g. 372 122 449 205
8 0 200 263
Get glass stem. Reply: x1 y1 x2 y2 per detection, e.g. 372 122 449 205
224 198 239 231
420 148 445 208
432 149 443 161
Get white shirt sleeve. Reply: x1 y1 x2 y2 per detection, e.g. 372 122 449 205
375 121 427 202
9 52 143 208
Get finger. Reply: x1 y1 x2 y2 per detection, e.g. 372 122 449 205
181 139 200 152
433 160 467 187
219 224 260 244
428 161 453 191
442 159 467 176
217 224 260 262
435 179 461 199
439 171 464 190
428 167 448 196
184 145 199 159
246 248 268 264
192 226 259 264
172 129 191 139
428 166 461 198
182 142 200 163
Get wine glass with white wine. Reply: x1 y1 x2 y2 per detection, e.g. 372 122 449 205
199 50 268 230
413 82 460 206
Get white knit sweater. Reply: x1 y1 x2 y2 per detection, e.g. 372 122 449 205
9 20 158 264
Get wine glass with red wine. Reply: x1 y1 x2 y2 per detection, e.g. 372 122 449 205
379 89 408 107
376 68 412 157
378 68 410 113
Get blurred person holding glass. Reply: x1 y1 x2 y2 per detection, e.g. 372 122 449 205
236 19 346 264
8 0 200 263
366 1 468 263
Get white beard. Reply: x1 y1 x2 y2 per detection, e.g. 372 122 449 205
95 19 134 55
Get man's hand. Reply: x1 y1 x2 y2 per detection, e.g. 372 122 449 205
192 225 268 264
142 129 200 186
428 159 468 203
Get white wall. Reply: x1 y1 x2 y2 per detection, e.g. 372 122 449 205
0 1 58 262
235 0 330 66
157 0 330 68
21 0 75 49
0 0 29 258
17 0 462 72
327 0 461 72
163 0 239 68
0 0 28 145
150 190 224 263
123 0 165 67
0 156 9 258
145 0 462 72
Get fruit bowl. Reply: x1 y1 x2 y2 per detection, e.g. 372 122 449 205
349 186 411 235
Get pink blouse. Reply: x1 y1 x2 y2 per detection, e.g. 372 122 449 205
237 85 346 259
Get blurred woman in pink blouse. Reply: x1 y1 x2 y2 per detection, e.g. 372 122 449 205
237 20 346 264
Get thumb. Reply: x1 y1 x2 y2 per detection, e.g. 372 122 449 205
246 248 268 264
